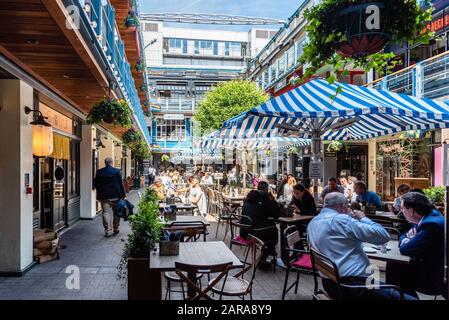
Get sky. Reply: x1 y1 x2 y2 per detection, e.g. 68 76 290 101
138 0 304 31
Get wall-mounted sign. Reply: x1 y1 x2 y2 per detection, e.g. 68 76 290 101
324 151 337 157
163 114 185 120
39 103 72 134
309 161 323 179
274 79 287 93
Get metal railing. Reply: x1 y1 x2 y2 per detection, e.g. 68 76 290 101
151 98 198 112
367 50 449 101
77 0 151 143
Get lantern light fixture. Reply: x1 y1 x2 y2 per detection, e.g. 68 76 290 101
24 106 54 157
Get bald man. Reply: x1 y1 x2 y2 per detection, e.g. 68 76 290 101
94 157 126 237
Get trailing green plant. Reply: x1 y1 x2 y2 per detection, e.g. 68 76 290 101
265 149 273 157
122 127 142 146
288 146 299 155
86 98 133 128
117 189 163 282
327 141 348 152
300 0 433 88
140 84 148 92
423 186 445 205
161 154 170 162
133 140 151 159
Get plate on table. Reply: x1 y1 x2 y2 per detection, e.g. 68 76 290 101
363 247 378 253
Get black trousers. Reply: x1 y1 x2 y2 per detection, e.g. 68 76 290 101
250 227 278 261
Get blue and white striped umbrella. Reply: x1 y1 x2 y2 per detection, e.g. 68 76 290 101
223 79 449 140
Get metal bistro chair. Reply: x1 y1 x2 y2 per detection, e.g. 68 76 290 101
214 191 233 239
163 221 209 299
281 225 313 300
310 248 405 300
229 213 252 265
174 261 233 300
210 234 264 300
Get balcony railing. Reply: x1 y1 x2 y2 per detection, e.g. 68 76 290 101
367 51 449 101
77 0 151 143
151 98 198 112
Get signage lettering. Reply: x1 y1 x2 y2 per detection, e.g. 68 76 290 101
365 5 380 30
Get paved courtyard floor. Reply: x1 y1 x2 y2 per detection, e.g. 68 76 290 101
0 190 441 300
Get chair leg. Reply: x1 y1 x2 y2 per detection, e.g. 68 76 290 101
215 216 221 238
165 279 170 300
223 221 229 241
282 269 290 300
294 272 301 294
181 282 186 300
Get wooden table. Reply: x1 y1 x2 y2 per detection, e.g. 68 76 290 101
364 240 411 264
148 241 243 299
222 194 246 202
159 203 196 215
276 214 314 263
163 215 210 227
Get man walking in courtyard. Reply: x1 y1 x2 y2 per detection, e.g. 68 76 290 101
94 157 126 237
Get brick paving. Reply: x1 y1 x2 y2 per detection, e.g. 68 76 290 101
0 190 439 300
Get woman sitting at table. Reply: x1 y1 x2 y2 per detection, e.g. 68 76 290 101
290 184 317 216
187 176 207 217
240 189 280 268
150 178 166 201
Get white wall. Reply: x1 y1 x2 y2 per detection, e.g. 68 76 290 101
0 79 34 273
80 125 96 219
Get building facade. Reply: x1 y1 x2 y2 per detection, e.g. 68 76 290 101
0 0 150 275
142 22 276 164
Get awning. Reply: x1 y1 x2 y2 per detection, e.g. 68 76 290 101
223 79 449 141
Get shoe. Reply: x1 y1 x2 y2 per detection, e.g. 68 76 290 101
113 230 120 235
104 233 112 238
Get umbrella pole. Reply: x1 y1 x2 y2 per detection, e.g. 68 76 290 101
311 131 323 203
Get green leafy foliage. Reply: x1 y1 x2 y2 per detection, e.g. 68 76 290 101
133 140 151 159
122 128 142 147
117 189 163 282
194 80 269 133
300 0 433 84
86 98 133 128
161 154 170 162
423 187 445 205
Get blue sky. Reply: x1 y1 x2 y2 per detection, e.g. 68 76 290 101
139 0 304 31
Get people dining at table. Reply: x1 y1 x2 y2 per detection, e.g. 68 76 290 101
201 172 214 185
354 181 383 210
240 189 280 269
187 176 207 217
290 183 317 216
387 192 446 299
307 192 415 300
320 177 345 201
151 178 166 201
257 180 276 201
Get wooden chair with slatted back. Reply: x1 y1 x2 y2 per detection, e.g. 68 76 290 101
174 261 233 300
209 234 264 300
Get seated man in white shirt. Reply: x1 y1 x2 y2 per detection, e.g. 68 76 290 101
307 192 414 300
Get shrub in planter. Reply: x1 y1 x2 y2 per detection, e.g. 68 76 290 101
122 128 142 146
86 98 133 128
300 0 433 84
117 189 163 294
423 186 445 206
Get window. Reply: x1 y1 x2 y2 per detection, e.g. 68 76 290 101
169 38 182 48
156 119 186 141
68 141 80 197
200 41 213 49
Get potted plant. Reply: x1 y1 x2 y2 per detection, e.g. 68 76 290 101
117 189 163 300
327 141 348 153
122 128 142 146
133 140 151 159
300 0 433 85
86 98 133 128
135 59 146 73
125 9 140 30
264 149 273 157
288 146 299 155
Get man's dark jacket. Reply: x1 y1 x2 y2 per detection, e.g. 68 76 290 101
94 165 126 201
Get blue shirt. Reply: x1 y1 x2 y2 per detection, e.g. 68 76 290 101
356 191 382 209
307 208 390 277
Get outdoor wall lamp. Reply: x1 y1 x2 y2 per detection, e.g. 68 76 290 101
25 106 53 157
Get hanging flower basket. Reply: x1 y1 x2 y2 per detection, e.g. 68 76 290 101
86 98 133 128
300 0 433 83
122 128 142 146
289 74 301 86
264 149 273 157
133 140 151 159
288 146 299 155
125 10 140 30
135 60 146 73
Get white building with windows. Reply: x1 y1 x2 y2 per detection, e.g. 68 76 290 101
142 22 276 159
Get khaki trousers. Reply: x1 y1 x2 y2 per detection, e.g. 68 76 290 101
101 200 120 236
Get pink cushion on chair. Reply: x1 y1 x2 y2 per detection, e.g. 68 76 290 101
232 235 250 245
291 254 312 270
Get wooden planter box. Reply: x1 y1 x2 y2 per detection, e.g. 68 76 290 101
128 257 160 300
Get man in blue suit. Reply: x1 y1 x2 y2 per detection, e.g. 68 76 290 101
391 192 446 298
94 157 126 237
